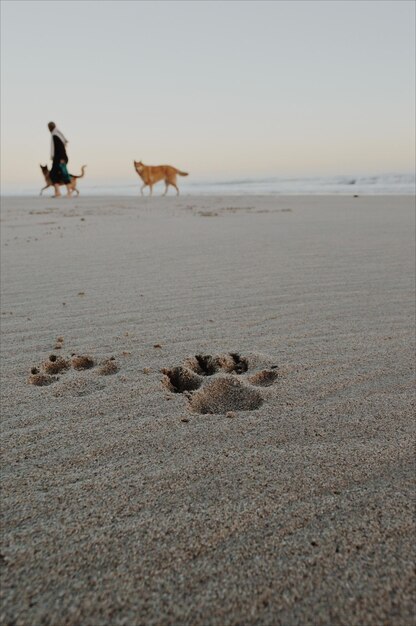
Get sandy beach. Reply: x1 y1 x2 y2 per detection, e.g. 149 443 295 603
0 194 415 626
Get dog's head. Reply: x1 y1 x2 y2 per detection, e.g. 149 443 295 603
134 160 144 174
40 164 49 176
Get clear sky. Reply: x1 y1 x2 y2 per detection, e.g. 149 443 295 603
1 0 415 189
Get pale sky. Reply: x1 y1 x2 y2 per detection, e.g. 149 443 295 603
1 0 415 189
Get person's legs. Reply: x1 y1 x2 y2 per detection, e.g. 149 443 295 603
50 160 62 196
59 162 71 184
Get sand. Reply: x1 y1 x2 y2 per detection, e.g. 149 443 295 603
0 194 415 626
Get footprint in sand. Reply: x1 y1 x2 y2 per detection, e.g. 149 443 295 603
162 352 278 414
43 354 70 374
71 354 95 370
96 357 119 376
28 368 57 387
28 350 119 392
51 377 106 398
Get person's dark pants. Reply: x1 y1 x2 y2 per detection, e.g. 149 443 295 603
59 162 71 184
50 160 70 184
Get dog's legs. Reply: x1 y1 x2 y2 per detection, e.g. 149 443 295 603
75 188 80 196
39 185 49 196
140 184 146 196
149 185 153 197
172 183 180 196
163 183 169 196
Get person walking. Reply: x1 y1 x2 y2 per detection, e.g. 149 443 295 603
48 122 71 197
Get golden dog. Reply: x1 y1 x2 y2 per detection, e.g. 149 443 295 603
39 164 87 196
133 160 188 196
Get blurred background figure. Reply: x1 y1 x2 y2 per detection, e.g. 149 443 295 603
48 121 71 197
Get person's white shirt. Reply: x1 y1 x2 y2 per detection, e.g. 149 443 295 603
50 128 68 159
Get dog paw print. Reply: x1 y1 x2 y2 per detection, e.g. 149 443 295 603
162 352 278 414
28 367 57 387
71 354 95 370
28 352 119 395
28 354 71 386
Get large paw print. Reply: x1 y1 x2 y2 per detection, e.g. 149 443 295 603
162 352 278 414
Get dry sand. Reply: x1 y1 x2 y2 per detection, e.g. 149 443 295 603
1 194 415 626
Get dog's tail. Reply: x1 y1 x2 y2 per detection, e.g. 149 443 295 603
72 165 87 178
176 169 188 176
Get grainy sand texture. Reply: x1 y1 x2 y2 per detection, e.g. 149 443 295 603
1 195 415 626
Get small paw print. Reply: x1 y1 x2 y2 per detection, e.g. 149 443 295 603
28 349 119 393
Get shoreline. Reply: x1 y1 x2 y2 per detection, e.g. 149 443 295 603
1 192 415 199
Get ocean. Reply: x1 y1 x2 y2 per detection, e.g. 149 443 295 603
2 172 415 197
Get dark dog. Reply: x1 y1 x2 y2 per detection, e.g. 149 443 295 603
39 164 87 196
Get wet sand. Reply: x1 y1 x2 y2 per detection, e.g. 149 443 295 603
1 194 415 626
